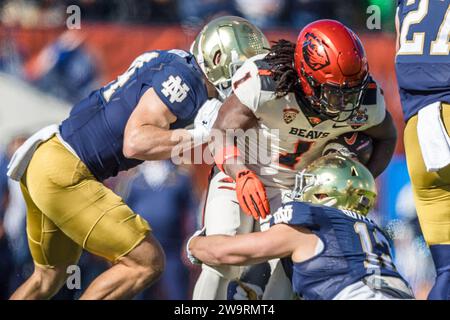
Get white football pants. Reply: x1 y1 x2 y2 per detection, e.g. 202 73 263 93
193 170 293 300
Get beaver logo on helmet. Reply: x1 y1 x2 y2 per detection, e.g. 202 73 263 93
302 33 330 71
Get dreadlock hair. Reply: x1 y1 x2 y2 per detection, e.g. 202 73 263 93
263 39 299 98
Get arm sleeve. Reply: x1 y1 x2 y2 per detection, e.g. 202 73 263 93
231 58 270 114
152 64 202 121
357 79 387 131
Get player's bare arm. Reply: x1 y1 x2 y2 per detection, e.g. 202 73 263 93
362 110 397 178
123 88 192 161
189 223 317 266
211 94 258 179
210 94 270 219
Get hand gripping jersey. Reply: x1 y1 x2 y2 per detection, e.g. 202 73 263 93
60 50 208 181
396 0 450 121
232 54 386 189
270 201 410 300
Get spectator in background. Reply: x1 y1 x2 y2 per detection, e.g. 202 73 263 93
234 0 285 29
177 0 237 29
284 0 366 30
0 35 24 77
67 0 179 24
0 0 65 28
27 30 99 104
118 161 198 300
0 146 9 300
0 137 26 299
387 184 435 299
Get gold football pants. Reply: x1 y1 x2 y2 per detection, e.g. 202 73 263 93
404 103 450 245
21 136 151 267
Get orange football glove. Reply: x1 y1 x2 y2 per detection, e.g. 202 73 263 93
235 169 270 220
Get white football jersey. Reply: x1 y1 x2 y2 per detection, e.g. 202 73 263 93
231 54 386 188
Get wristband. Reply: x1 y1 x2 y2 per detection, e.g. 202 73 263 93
214 145 240 172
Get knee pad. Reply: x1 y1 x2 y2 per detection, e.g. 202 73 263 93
202 263 242 280
428 245 450 300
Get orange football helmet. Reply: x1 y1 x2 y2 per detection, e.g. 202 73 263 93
294 20 369 122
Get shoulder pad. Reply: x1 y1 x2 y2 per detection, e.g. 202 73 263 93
254 59 277 92
231 54 277 113
167 49 190 58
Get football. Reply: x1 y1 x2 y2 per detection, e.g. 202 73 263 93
322 132 373 165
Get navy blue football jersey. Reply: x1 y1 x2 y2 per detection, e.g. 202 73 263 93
60 50 208 181
396 0 450 121
270 201 407 300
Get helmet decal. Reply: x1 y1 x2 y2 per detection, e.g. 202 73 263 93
290 154 377 216
302 33 330 71
191 16 270 98
283 107 299 124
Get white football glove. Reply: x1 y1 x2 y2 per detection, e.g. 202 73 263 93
232 280 263 300
188 98 222 145
186 227 206 265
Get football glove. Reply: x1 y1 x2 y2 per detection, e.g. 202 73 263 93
235 169 270 220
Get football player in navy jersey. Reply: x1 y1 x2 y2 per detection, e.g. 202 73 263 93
188 154 414 300
194 20 397 300
396 0 450 300
8 16 269 300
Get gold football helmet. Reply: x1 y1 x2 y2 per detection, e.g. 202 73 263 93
191 16 270 98
290 154 377 216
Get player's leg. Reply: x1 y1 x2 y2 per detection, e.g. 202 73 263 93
80 233 164 300
10 182 82 300
15 136 164 299
404 104 450 300
51 172 164 300
193 170 254 300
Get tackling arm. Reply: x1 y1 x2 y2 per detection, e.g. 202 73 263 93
362 110 397 178
189 224 305 266
123 88 192 161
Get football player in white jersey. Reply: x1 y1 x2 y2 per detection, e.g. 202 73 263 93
193 20 397 299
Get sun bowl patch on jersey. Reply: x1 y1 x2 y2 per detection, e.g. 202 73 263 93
283 108 299 124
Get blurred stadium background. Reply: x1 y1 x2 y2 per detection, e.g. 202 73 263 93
0 0 435 299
